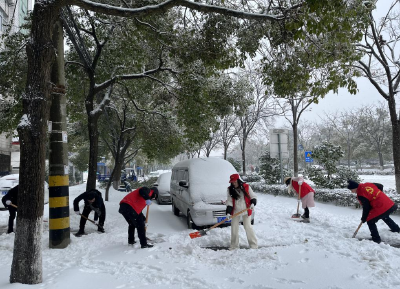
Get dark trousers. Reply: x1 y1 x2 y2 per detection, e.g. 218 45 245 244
8 207 17 233
367 204 400 242
79 203 106 231
304 207 310 218
119 203 147 246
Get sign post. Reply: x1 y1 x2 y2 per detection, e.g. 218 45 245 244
270 129 289 183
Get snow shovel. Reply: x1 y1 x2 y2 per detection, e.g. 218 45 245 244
189 207 250 239
291 183 302 218
80 214 104 230
352 221 363 238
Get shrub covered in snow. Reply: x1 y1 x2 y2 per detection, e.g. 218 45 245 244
249 181 400 214
305 142 360 189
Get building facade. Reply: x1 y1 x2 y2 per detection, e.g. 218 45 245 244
0 0 32 175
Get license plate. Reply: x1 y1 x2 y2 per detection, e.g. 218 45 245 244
217 217 231 223
2 191 8 195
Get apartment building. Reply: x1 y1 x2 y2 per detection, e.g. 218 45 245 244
0 0 32 175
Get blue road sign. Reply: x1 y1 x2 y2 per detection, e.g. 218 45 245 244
305 151 313 163
97 162 105 166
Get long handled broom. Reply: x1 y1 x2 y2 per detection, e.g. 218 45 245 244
189 207 251 239
291 183 302 218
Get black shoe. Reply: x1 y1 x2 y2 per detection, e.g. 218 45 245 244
75 230 85 237
390 229 400 233
141 244 154 248
98 227 105 233
128 241 137 245
7 230 13 234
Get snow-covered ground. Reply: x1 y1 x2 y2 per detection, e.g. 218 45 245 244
0 175 400 289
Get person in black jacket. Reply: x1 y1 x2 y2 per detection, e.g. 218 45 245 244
73 189 106 236
1 185 18 234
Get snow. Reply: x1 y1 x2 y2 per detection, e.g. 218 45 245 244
0 175 399 288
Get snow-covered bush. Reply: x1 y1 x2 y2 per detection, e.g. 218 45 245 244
227 157 241 173
306 142 360 188
249 182 400 214
242 173 263 182
259 151 289 184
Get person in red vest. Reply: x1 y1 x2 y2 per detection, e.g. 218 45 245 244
347 180 399 243
119 186 158 248
226 174 257 250
284 176 315 223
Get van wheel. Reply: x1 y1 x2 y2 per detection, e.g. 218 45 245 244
172 201 179 216
187 211 198 230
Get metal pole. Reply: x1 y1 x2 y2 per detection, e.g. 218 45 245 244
278 133 283 183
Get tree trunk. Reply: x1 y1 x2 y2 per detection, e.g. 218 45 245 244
242 137 246 175
11 2 60 284
86 115 100 192
293 123 298 177
223 144 228 160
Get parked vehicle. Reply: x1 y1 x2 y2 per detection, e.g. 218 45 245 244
154 172 172 204
0 174 49 209
170 157 253 229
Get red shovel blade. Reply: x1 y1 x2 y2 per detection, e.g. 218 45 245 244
189 230 207 239
291 213 301 218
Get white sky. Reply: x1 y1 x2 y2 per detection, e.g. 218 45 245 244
1 175 400 289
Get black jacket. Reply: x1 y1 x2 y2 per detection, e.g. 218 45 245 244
2 185 18 208
73 189 104 218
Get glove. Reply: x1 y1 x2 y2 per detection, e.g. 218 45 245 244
226 214 231 219
250 204 254 209
250 198 257 206
298 177 304 185
145 199 152 206
94 220 99 225
74 211 80 215
361 218 366 223
5 200 11 205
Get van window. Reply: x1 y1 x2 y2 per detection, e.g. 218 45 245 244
176 169 187 182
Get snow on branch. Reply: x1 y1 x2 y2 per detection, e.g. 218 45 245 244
69 0 283 21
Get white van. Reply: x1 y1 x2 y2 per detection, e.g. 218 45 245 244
171 157 252 229
0 174 49 209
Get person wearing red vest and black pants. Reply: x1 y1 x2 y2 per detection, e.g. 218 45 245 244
119 186 158 248
347 180 400 243
226 174 258 250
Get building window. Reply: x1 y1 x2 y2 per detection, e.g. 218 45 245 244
0 14 3 32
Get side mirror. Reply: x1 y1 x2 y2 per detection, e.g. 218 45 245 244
179 180 189 188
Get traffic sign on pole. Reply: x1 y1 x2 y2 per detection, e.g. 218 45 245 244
305 151 313 163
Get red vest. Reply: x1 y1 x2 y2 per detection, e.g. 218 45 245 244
356 183 394 221
292 181 314 198
231 183 253 216
120 188 154 214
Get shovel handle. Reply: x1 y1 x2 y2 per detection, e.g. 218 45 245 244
352 221 363 238
10 203 18 208
209 206 251 231
80 214 103 229
145 205 149 232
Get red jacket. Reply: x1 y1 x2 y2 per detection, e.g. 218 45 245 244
120 187 155 214
232 183 253 216
291 181 314 198
356 183 394 221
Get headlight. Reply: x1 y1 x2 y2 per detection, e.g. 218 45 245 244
195 211 206 217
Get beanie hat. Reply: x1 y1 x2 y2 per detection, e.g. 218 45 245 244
229 174 240 183
347 180 359 190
